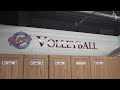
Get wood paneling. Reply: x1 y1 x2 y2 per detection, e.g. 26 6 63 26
71 56 91 79
0 54 120 79
90 56 110 79
49 55 71 79
23 55 48 79
108 57 120 79
0 54 23 79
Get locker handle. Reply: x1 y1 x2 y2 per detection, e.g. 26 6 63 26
94 62 104 65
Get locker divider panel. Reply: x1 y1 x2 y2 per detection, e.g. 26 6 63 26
0 54 23 79
23 55 48 79
49 55 71 79
71 56 91 79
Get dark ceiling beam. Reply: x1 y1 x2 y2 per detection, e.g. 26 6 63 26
53 11 120 26
74 11 120 23
30 11 85 23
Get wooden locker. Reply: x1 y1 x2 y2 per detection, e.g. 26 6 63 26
0 54 23 79
90 56 110 79
71 56 91 79
23 55 48 79
108 57 120 79
49 55 71 79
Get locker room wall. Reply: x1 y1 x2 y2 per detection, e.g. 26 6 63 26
117 36 120 47
0 24 118 56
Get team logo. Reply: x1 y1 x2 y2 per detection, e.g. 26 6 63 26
8 32 32 49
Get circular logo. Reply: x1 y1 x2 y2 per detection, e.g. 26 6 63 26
8 32 32 49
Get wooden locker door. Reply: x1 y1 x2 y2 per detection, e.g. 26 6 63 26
71 56 91 79
108 57 120 79
24 55 48 79
90 56 110 79
0 54 23 79
49 55 71 79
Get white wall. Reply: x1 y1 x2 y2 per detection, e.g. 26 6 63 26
0 24 118 56
117 36 120 47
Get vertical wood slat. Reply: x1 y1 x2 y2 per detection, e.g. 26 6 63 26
90 56 111 79
71 56 91 79
23 55 48 79
108 57 120 79
0 54 23 79
49 55 71 79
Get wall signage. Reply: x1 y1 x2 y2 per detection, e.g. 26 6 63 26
8 32 98 50
36 36 98 50
8 32 32 49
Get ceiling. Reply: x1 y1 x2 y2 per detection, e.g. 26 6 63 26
0 11 120 36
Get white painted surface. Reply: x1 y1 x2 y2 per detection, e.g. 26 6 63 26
117 36 120 47
0 24 118 56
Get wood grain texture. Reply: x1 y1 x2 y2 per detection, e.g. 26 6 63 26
71 56 91 79
23 55 48 79
90 56 110 79
108 57 120 79
0 54 23 79
0 54 23 59
49 55 71 79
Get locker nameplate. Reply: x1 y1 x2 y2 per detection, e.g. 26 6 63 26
30 61 43 65
76 62 86 65
94 62 104 65
55 62 65 65
2 61 16 65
